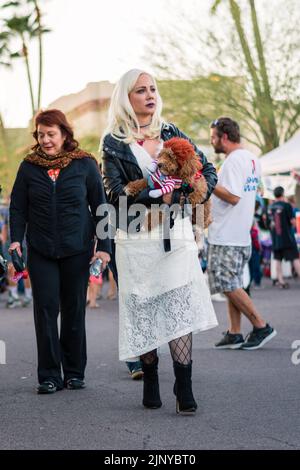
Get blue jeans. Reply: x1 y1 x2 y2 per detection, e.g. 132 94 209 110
126 360 142 373
249 248 262 286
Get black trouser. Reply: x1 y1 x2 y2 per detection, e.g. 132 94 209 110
108 238 118 286
27 246 92 386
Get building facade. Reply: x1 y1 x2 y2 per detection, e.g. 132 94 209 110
49 81 114 138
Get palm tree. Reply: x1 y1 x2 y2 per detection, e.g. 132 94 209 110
4 14 36 115
27 0 50 110
2 0 51 115
0 30 14 184
211 0 280 152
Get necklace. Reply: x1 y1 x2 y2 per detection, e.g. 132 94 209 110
139 122 151 128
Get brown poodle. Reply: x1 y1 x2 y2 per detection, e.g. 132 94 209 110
125 137 212 231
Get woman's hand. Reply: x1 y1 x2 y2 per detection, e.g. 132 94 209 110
179 194 185 207
8 242 22 257
162 192 173 205
163 189 185 206
90 251 111 271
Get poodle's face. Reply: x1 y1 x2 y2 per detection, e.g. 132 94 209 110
157 148 202 180
156 149 179 176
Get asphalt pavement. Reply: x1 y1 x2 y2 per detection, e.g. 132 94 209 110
0 278 299 450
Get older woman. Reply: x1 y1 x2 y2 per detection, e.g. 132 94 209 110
101 69 218 414
9 109 111 394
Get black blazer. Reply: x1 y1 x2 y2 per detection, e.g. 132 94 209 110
102 122 218 230
10 158 111 259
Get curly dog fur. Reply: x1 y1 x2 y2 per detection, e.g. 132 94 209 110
124 137 212 230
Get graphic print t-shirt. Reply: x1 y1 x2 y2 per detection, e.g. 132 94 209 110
268 201 297 250
208 149 261 246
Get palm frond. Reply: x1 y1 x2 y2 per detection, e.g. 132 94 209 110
211 0 223 15
1 1 21 8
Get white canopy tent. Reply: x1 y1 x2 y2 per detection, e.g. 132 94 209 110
259 133 300 198
261 174 297 199
260 132 300 176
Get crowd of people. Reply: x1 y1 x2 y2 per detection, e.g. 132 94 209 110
1 69 299 414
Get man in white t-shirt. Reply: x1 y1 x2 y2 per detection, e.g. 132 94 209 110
208 117 276 350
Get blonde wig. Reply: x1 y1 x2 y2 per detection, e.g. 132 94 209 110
101 69 163 145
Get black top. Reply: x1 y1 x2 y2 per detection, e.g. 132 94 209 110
268 200 297 250
102 122 218 230
10 158 111 259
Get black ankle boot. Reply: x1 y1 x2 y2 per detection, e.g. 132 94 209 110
141 357 162 409
173 361 197 414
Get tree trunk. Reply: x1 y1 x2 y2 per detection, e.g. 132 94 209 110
34 0 43 110
22 36 36 117
249 0 279 150
229 0 278 152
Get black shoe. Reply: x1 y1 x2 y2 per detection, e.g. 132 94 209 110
214 331 244 349
65 378 86 390
37 380 63 394
141 358 162 409
241 323 277 350
275 281 289 289
173 361 197 414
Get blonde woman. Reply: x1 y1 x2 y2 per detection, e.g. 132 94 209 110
101 69 218 414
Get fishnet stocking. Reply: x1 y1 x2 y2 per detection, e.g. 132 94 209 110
140 349 158 365
169 333 192 364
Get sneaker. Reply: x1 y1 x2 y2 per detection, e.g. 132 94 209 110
130 367 144 380
241 323 277 350
214 331 244 349
6 294 22 309
126 361 144 380
22 296 32 307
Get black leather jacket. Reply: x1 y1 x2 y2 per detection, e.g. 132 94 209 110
102 122 217 230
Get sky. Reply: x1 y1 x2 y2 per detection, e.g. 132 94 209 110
0 0 293 129
0 0 211 128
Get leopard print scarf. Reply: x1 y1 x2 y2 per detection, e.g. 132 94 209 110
24 146 98 169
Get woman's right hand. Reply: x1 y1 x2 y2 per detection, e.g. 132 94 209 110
162 192 173 205
8 242 22 257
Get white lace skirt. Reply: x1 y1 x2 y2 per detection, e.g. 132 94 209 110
116 215 218 361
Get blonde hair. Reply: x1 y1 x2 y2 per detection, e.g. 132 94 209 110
102 69 163 145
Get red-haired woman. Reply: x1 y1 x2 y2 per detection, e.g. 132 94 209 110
9 109 111 394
